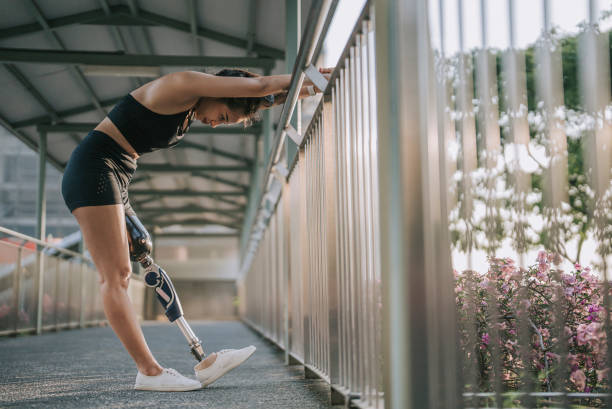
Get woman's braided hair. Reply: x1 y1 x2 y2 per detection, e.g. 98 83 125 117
215 68 274 126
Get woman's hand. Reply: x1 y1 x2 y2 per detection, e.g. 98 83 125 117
318 67 334 74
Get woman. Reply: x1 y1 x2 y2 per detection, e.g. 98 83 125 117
61 68 329 391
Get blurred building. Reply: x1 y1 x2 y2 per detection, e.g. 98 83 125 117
0 126 78 238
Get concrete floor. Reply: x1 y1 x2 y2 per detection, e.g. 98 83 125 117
0 321 332 408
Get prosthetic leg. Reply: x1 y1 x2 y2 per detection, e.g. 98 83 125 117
125 213 206 362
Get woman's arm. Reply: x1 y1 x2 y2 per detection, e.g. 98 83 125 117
173 71 289 99
174 70 332 100
263 84 320 110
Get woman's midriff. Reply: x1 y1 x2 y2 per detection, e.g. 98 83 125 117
94 118 140 160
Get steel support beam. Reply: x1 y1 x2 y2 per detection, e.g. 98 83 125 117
0 47 275 69
129 189 246 197
0 6 284 59
136 164 250 173
25 0 106 117
132 194 245 209
142 217 240 229
13 97 122 129
177 140 253 165
135 204 244 216
130 170 250 191
191 173 249 191
4 63 82 144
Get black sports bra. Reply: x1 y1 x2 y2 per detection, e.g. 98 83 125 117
107 94 193 155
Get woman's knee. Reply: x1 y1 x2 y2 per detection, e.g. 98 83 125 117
99 263 132 290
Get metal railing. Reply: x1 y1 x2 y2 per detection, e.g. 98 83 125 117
0 226 106 336
240 0 612 408
241 2 382 408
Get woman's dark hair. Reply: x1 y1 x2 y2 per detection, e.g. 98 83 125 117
215 68 274 125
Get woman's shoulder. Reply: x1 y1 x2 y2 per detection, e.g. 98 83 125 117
130 72 199 114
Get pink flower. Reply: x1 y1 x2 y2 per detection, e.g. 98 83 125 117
481 333 490 345
537 251 547 264
570 369 586 391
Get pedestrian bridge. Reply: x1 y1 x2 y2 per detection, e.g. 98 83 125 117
0 321 334 409
2 1 612 408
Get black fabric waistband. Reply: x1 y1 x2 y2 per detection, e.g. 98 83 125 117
82 130 137 172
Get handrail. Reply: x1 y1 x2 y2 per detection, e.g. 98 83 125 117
0 226 89 261
241 0 339 272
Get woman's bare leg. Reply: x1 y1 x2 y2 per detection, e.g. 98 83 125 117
73 204 162 376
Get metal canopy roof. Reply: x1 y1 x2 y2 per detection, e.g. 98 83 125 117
0 0 296 237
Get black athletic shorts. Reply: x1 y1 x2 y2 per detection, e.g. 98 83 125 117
61 130 137 216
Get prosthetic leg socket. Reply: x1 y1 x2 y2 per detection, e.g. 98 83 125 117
126 213 206 362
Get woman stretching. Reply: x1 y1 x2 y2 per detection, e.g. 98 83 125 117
61 68 327 391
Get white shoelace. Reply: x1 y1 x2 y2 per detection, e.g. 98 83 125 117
163 368 180 377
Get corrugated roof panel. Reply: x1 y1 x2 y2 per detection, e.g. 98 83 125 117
32 0 100 20
54 24 119 52
18 65 98 112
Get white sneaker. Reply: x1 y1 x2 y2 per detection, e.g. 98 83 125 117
194 345 256 387
134 368 202 391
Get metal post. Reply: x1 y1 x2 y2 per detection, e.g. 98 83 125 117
12 243 23 334
320 100 341 387
376 0 436 407
503 1 530 265
579 2 612 200
285 0 301 165
79 261 85 328
35 129 47 335
54 257 60 330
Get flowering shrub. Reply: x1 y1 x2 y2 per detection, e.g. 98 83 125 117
456 252 609 403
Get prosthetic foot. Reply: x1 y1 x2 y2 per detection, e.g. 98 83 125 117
126 214 206 362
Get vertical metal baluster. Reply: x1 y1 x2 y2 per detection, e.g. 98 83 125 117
536 0 568 222
359 24 372 406
351 44 364 395
54 257 60 329
580 4 612 408
341 62 350 388
343 57 356 393
337 72 349 390
579 0 612 202
80 263 85 326
457 0 477 270
315 122 320 370
12 244 23 334
332 83 343 386
476 0 503 258
355 27 370 403
330 85 345 401
310 136 316 369
321 118 329 375
304 146 311 358
504 0 531 267
366 11 384 406
376 0 443 406
298 149 307 363
301 145 311 366
347 46 362 393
